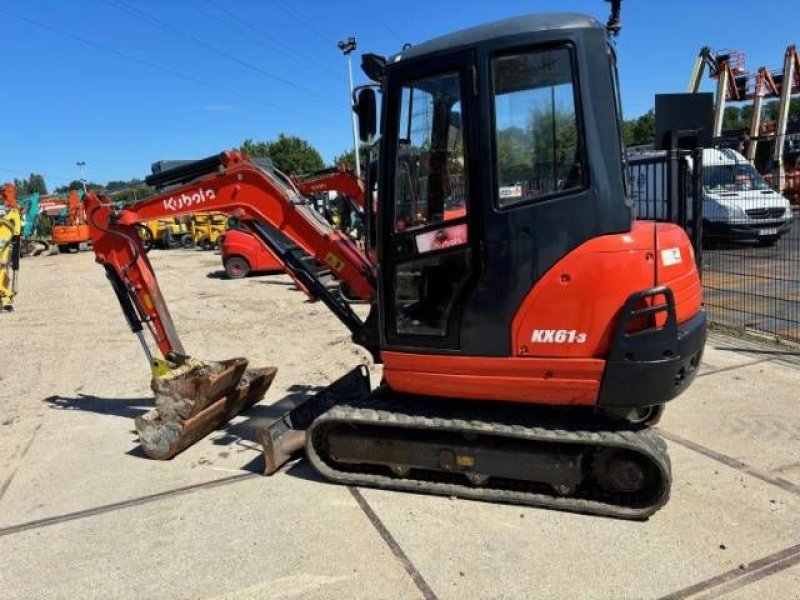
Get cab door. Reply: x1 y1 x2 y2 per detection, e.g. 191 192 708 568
380 51 480 352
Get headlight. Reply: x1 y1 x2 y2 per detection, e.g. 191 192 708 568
717 204 745 219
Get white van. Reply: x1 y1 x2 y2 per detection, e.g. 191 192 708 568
628 147 793 246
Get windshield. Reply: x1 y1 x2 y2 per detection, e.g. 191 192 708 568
491 46 583 207
394 71 468 232
702 163 771 192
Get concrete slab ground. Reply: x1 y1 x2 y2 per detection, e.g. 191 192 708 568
1 251 799 599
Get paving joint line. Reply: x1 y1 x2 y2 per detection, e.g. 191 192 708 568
0 422 43 503
658 542 800 599
696 357 775 378
349 487 438 600
0 472 256 538
658 429 800 497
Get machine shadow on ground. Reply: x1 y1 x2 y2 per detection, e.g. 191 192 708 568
41 384 326 474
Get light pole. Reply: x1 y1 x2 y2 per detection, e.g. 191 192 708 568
337 36 361 178
75 161 87 194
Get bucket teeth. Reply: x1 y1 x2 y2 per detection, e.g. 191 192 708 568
135 357 277 460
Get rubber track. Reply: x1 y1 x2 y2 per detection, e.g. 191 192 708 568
306 396 672 520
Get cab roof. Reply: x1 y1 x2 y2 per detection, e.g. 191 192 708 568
393 13 602 62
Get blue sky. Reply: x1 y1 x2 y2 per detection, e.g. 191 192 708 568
1 0 798 188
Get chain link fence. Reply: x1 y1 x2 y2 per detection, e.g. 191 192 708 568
629 139 799 344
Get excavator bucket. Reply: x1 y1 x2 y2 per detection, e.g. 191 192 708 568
136 357 277 459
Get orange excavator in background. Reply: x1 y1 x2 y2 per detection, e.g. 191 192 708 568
291 164 365 203
220 164 366 279
82 3 707 519
52 190 91 253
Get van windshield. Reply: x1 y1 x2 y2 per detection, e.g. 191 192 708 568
702 163 771 192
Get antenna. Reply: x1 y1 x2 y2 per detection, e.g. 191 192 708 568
605 0 622 37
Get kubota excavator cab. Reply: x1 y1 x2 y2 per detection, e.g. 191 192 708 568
347 14 705 412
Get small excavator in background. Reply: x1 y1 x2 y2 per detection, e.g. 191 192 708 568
16 192 51 256
82 2 707 519
52 190 91 253
221 164 365 279
1 184 22 311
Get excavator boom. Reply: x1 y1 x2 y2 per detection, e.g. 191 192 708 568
85 150 379 460
291 165 365 206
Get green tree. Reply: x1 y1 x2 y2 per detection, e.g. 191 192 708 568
332 147 373 172
112 184 153 205
239 139 272 161
239 134 324 174
496 126 534 183
54 180 103 194
333 148 356 168
761 98 800 123
14 173 48 196
790 97 800 121
106 178 144 193
740 104 754 128
623 109 656 146
722 106 743 131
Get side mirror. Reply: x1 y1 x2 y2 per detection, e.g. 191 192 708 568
361 53 387 83
355 87 377 142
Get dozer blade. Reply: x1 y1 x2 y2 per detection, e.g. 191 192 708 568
260 366 370 475
136 357 277 460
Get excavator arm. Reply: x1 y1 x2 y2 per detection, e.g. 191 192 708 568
87 150 376 352
291 165 365 206
84 150 378 460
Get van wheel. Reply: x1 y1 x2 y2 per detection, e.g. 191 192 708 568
758 236 779 247
702 224 719 250
224 256 250 279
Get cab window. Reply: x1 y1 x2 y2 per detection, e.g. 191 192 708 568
395 72 467 232
492 46 584 207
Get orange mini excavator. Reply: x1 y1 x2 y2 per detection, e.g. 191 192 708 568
219 163 367 279
83 3 706 519
52 190 91 252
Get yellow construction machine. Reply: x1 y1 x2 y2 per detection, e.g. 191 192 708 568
0 187 22 311
185 212 227 250
138 218 191 251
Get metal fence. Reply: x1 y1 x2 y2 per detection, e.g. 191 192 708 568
628 141 800 344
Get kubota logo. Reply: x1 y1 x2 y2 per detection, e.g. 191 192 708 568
163 188 216 212
531 329 588 344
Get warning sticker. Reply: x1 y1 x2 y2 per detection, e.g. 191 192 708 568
324 252 346 273
661 248 682 267
499 184 523 199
